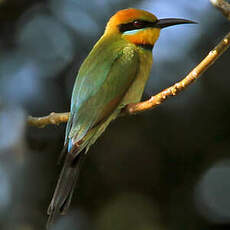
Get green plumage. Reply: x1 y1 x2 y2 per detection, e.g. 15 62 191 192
47 35 152 227
66 36 140 151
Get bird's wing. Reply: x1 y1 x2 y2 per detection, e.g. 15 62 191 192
66 39 139 150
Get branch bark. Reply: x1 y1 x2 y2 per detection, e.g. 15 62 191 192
210 0 230 20
28 112 69 128
27 1 230 127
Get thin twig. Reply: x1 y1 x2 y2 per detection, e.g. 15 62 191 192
210 0 230 20
28 112 69 128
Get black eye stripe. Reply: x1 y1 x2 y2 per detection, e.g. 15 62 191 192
119 20 157 33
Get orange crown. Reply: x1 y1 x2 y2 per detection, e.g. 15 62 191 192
105 8 158 34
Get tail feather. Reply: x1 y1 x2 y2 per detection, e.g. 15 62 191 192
46 120 113 228
47 147 85 228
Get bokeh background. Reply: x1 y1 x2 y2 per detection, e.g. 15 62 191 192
0 0 230 229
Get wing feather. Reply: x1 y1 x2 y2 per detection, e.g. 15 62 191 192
66 37 139 151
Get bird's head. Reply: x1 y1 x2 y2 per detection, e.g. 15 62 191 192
105 8 195 49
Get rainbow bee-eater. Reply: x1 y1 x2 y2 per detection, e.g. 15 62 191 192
47 8 195 226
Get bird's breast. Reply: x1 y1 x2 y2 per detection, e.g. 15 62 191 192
121 47 153 105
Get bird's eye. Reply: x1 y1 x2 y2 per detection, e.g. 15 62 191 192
133 20 143 28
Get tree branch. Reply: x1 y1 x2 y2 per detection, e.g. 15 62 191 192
27 1 230 127
210 0 230 20
28 112 69 128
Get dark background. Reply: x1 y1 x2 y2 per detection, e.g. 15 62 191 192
0 0 230 229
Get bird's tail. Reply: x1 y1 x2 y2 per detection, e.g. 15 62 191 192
46 147 85 228
46 112 119 228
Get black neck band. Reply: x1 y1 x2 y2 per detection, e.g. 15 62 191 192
136 43 153 51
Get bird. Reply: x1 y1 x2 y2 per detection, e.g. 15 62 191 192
47 8 195 227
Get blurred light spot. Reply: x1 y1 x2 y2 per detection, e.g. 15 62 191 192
49 0 100 37
17 12 75 77
140 0 209 18
50 0 109 14
0 107 26 151
96 193 163 230
0 164 11 212
195 160 230 223
0 51 44 104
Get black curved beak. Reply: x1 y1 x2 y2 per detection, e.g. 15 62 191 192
155 18 197 29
